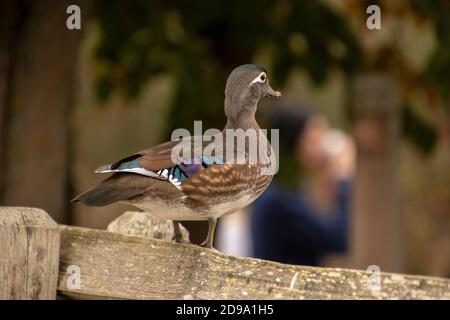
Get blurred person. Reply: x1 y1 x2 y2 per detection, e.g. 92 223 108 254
215 208 253 257
249 102 355 266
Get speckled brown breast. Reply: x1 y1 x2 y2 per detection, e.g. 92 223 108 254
181 163 273 215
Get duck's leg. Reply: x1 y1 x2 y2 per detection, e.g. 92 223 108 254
201 218 217 249
172 221 189 243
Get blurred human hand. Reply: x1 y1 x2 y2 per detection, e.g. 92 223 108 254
322 129 356 180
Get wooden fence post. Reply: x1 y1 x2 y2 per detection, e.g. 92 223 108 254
350 73 402 272
0 207 60 299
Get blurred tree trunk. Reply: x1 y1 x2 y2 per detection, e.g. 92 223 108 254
0 0 23 204
350 73 403 273
0 0 86 223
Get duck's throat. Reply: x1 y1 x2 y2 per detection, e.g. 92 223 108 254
224 98 259 130
225 110 259 130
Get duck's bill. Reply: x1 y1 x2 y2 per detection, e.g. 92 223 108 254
265 86 282 100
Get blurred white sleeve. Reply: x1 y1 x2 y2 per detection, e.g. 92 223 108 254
215 209 253 257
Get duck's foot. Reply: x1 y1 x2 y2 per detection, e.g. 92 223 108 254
200 218 218 250
199 241 219 253
173 235 190 244
201 242 219 250
172 221 190 244
200 240 213 248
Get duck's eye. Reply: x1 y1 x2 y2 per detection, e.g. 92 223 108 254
250 72 268 85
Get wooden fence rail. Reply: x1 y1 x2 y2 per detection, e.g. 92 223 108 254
1 207 449 299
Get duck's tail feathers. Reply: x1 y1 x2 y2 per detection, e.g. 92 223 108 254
71 173 147 206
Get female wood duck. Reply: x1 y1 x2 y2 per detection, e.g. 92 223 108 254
72 64 281 248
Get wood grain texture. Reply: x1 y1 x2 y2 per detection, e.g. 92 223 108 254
57 222 450 300
0 207 60 299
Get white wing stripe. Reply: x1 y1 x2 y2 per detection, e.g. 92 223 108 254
97 167 183 190
96 168 165 179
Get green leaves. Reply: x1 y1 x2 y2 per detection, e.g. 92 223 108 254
92 0 361 102
402 105 437 155
411 0 450 107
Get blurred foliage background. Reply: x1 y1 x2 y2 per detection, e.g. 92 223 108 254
93 0 363 133
0 0 449 277
91 0 449 150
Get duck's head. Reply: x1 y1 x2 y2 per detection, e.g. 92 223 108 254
225 64 281 121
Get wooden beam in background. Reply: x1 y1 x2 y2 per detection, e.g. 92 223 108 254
351 73 402 272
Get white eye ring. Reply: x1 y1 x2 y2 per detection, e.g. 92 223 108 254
250 72 267 85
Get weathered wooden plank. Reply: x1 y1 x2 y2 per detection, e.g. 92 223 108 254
0 207 60 299
57 218 450 300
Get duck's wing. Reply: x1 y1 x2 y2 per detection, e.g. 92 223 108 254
72 136 225 206
95 140 180 176
95 136 224 187
71 172 177 206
